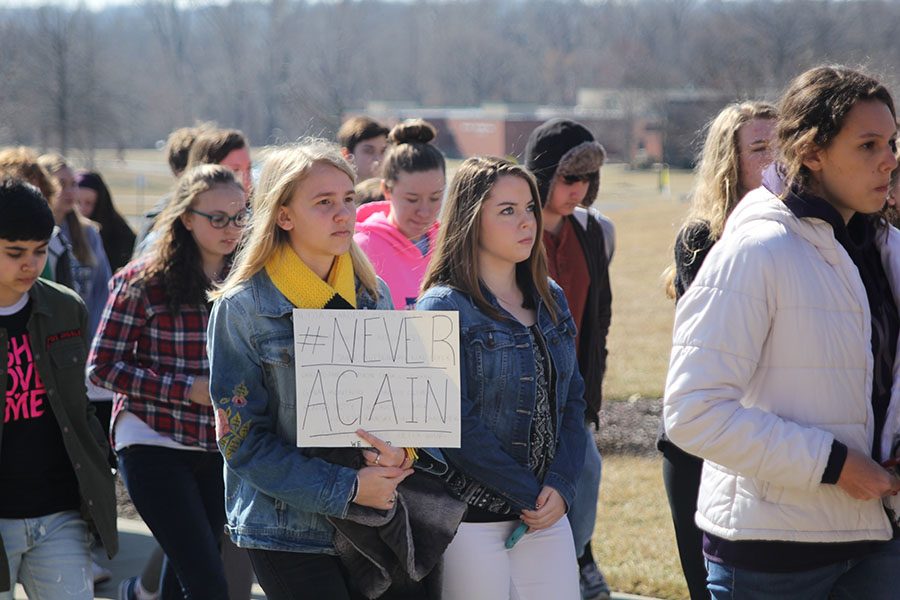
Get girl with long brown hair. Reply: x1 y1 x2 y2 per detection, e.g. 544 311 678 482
418 156 587 599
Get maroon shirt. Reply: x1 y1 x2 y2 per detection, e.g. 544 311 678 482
543 218 590 348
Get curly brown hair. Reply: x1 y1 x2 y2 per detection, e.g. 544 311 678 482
144 164 243 312
777 65 895 192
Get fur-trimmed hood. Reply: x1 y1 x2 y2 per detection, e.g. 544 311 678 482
524 118 606 207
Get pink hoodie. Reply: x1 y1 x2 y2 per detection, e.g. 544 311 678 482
354 201 440 309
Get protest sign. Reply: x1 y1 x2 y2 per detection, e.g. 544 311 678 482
294 309 461 448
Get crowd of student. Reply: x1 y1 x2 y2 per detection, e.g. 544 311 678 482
1 63 900 600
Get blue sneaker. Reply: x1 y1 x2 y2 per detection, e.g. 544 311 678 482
580 561 611 600
118 576 139 600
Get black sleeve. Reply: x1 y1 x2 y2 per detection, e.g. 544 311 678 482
674 221 716 301
820 440 848 485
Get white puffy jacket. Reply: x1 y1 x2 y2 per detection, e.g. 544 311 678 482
664 187 900 543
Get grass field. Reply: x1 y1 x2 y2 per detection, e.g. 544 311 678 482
594 455 686 599
78 148 694 599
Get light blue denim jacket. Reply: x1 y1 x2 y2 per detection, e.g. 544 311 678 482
416 279 587 512
207 268 408 552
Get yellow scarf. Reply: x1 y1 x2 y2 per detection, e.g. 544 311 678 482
265 245 357 309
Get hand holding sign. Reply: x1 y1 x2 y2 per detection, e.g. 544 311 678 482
354 465 414 510
357 428 410 469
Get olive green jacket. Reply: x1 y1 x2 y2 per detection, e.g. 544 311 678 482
0 279 117 592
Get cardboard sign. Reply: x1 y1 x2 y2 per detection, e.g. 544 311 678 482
294 309 460 448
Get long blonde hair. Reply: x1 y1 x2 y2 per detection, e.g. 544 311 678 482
38 152 98 266
664 101 777 298
210 139 379 301
421 156 558 322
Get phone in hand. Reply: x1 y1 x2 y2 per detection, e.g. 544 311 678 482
505 522 528 549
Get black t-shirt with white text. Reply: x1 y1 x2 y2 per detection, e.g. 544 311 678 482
0 297 80 517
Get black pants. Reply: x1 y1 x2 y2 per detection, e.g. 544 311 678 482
661 442 709 600
118 445 229 600
248 548 434 600
248 549 362 600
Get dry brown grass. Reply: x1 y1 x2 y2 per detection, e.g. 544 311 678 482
593 455 687 599
598 166 693 401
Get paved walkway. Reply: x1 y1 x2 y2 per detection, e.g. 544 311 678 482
12 517 660 599
13 517 265 600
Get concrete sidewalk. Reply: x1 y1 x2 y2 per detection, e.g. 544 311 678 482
13 518 661 599
13 517 265 600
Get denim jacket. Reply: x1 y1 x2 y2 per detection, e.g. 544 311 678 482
208 268 446 553
416 279 587 512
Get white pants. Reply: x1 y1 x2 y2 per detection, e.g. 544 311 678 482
441 517 580 600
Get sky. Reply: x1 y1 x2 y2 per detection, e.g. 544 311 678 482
5 0 230 9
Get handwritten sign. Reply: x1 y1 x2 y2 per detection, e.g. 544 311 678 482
294 309 460 448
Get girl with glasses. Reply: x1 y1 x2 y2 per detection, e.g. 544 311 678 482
88 164 246 599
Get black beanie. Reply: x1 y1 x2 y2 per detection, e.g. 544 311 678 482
0 178 55 242
524 118 606 206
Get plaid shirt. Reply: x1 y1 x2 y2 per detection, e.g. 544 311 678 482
88 261 216 450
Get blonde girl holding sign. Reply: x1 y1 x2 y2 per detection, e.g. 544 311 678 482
207 140 457 599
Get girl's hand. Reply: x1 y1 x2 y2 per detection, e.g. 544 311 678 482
353 466 414 510
188 376 211 406
520 486 566 531
838 448 900 500
357 429 411 468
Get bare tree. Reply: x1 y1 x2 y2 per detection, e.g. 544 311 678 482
2 0 900 155
144 0 195 124
29 6 81 153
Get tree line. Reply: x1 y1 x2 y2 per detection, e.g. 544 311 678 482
1 0 898 162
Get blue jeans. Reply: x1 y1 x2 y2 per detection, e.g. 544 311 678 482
118 445 229 600
0 510 92 600
568 424 602 557
706 538 900 599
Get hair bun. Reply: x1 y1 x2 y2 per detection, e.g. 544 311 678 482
389 119 436 145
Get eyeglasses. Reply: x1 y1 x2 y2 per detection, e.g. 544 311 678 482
561 174 593 185
188 208 249 229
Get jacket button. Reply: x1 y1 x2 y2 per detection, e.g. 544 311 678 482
75 462 81 470
63 426 69 433
88 500 94 507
